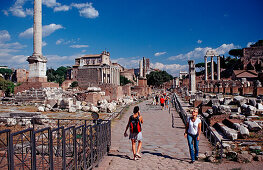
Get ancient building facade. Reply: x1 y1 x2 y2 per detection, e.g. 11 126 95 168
72 51 120 89
242 46 263 70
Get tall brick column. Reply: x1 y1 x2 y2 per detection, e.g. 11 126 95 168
204 56 208 81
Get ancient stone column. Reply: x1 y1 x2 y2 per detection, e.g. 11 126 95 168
101 68 104 84
217 56 220 81
27 0 47 82
143 57 146 78
33 0 42 55
139 60 143 77
211 56 214 80
188 60 196 93
204 56 208 81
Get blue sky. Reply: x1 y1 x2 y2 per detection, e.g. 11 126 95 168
0 0 262 76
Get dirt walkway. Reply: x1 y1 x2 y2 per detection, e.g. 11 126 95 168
96 100 263 170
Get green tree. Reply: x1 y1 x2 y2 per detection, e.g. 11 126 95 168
0 77 14 96
70 81 78 88
229 49 243 58
46 66 69 85
120 75 131 86
250 40 263 47
146 70 173 87
0 68 13 80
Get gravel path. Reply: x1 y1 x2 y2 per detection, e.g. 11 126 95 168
96 100 263 170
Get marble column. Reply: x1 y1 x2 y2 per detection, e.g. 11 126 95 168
33 0 42 55
211 56 214 80
139 60 143 77
204 56 208 81
188 60 196 93
217 56 220 81
27 0 47 82
101 67 103 83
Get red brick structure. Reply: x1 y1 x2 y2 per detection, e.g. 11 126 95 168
242 46 263 70
99 84 123 101
16 69 28 83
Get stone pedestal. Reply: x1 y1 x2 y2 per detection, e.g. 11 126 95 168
219 87 224 93
231 86 239 95
138 78 147 87
256 87 263 96
214 87 219 93
242 87 254 96
224 87 231 94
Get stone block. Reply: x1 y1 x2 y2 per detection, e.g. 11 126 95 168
244 121 262 131
237 153 253 163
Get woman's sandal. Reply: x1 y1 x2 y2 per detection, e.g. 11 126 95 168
135 153 141 158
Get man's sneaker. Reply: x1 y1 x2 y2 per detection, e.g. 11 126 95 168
190 160 195 164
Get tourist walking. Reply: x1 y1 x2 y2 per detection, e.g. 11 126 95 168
155 95 159 105
160 96 165 110
165 96 169 110
124 106 144 160
184 108 201 163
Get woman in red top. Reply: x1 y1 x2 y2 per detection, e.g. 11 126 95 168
160 96 165 110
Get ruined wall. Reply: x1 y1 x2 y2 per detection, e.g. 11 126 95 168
14 82 59 94
99 84 123 101
16 69 28 83
77 68 100 89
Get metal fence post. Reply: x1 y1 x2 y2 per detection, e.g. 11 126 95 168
49 128 54 170
83 121 87 169
32 130 36 170
89 125 94 167
9 134 14 170
62 127 66 170
73 127 77 169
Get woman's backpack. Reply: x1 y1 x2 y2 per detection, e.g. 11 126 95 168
129 115 141 133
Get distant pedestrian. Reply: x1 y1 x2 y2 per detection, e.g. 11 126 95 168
124 106 143 160
160 96 165 110
152 95 156 105
184 108 201 163
165 96 169 109
155 95 159 105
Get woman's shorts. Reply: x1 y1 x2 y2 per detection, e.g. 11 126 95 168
129 132 142 141
161 103 164 107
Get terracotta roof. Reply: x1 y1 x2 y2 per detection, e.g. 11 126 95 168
233 70 258 78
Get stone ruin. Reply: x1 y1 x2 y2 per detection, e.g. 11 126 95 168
12 86 134 114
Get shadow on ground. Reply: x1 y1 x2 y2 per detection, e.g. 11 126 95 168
141 151 191 163
108 153 133 160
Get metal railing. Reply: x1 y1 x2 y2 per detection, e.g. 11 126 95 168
0 118 111 170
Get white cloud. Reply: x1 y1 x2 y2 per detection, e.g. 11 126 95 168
0 30 27 66
71 3 92 9
71 3 99 18
168 43 239 61
247 42 255 47
56 39 63 45
0 30 11 43
81 50 87 53
151 62 188 76
42 41 47 47
5 0 33 17
54 5 71 12
70 45 89 48
19 24 64 38
42 0 60 8
154 52 167 56
197 40 202 44
79 7 99 18
111 57 141 68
